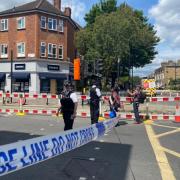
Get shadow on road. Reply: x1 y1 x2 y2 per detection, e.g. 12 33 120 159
0 131 132 180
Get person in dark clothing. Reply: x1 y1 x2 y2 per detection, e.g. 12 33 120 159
89 84 101 124
59 82 78 131
127 86 142 124
109 88 121 114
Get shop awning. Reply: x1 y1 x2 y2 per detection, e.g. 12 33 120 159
0 73 5 81
39 73 67 80
11 73 30 80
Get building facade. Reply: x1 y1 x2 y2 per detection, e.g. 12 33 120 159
154 60 180 88
0 0 79 94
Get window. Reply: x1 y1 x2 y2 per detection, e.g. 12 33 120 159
41 16 46 29
40 42 46 57
48 44 53 58
52 44 57 58
17 17 25 29
59 19 64 32
48 44 57 58
1 44 8 58
17 42 25 57
48 18 57 30
1 19 8 31
58 45 63 59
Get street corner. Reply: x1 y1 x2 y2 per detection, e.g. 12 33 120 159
145 121 180 180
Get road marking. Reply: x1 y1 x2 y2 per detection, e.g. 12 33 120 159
156 129 180 138
152 123 179 129
161 147 180 158
145 125 176 180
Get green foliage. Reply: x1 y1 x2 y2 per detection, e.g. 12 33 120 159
75 2 160 83
84 0 117 27
168 78 180 90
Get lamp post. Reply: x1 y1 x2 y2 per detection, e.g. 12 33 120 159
131 55 134 91
10 50 13 103
175 61 177 89
117 58 120 78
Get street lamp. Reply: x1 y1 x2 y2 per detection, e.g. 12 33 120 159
10 50 13 94
175 61 177 88
10 50 13 103
117 58 120 78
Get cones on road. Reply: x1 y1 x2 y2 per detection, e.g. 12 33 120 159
174 103 180 123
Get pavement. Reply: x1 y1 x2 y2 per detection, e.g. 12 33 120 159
0 114 179 180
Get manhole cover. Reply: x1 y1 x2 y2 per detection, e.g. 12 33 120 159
62 157 110 180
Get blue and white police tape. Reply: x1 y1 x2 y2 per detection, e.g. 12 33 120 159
0 117 119 176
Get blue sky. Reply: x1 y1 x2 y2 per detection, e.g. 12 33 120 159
67 0 180 77
1 0 180 77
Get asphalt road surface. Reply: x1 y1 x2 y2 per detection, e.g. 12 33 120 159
0 114 179 180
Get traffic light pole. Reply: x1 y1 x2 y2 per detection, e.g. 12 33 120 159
10 50 13 103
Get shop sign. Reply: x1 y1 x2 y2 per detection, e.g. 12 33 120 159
15 64 26 70
48 65 60 71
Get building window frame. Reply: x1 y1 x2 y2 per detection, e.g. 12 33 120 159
40 42 46 57
48 43 53 58
1 19 8 31
48 18 57 31
52 44 57 58
48 43 57 59
41 16 46 29
58 45 63 60
17 17 25 30
17 42 25 57
1 44 8 58
59 19 64 32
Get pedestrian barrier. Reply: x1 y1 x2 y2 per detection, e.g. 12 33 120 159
0 117 119 177
174 103 180 123
0 92 180 102
0 108 176 121
0 92 179 121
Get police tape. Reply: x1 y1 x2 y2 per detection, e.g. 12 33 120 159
0 117 119 177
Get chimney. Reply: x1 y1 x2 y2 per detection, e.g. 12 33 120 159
64 7 71 17
53 0 61 11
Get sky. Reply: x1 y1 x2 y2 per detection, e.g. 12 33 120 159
0 0 180 77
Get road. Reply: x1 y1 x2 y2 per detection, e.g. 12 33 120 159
0 114 179 180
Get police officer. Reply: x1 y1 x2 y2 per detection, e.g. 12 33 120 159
89 82 101 124
60 81 78 131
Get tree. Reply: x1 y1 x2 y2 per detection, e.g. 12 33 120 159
84 0 117 27
75 3 160 85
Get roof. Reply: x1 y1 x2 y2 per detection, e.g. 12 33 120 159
0 0 80 29
0 0 62 16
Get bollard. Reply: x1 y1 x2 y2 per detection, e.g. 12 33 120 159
16 94 25 116
2 97 5 105
98 100 105 121
46 98 49 105
81 99 84 106
145 97 150 120
174 103 180 123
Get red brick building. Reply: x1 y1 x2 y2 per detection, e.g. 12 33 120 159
0 0 79 93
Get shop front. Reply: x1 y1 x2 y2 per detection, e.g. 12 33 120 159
39 73 67 94
12 73 30 93
0 73 5 92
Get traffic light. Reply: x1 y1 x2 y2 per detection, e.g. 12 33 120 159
74 58 80 80
96 59 104 75
88 63 93 73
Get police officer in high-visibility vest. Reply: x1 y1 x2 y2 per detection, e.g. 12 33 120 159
89 82 101 124
59 81 78 131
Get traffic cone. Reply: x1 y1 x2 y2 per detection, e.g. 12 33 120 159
174 103 180 123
